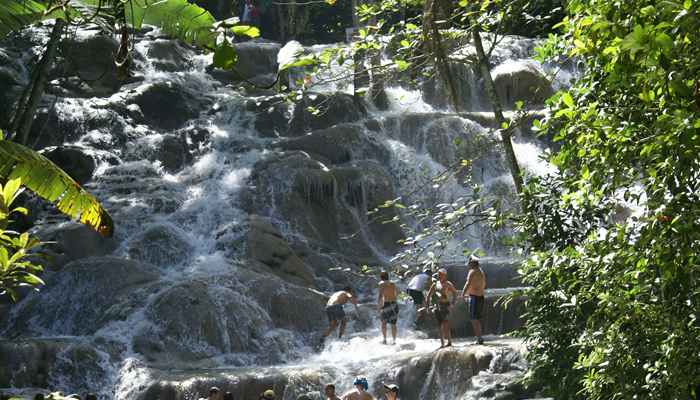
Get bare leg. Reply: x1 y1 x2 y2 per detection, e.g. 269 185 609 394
381 321 387 344
470 320 482 338
445 321 452 346
391 323 397 344
339 319 347 338
438 319 445 347
323 320 337 338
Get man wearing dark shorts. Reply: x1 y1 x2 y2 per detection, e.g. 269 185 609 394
461 256 486 345
378 271 399 344
406 269 431 310
322 286 357 342
427 268 457 348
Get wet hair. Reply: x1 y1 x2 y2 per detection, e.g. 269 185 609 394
380 271 389 280
209 387 221 396
223 392 234 400
343 286 353 293
324 384 335 392
423 269 432 275
85 394 97 400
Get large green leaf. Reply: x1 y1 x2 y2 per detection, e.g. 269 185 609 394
0 140 113 237
0 0 48 38
127 0 217 48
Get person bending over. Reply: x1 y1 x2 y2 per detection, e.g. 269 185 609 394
322 286 358 342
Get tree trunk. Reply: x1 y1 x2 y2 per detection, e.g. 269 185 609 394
423 0 461 112
471 26 524 194
10 19 65 146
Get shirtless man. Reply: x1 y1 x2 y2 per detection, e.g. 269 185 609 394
461 256 486 344
324 384 341 400
341 377 374 400
426 268 458 348
322 286 358 342
377 271 399 344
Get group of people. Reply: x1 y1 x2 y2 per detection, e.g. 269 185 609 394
323 256 487 348
201 378 400 400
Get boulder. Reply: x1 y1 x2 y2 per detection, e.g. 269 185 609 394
492 60 553 109
60 33 121 96
154 134 192 171
142 280 274 363
246 215 315 285
288 93 367 136
145 39 194 72
0 48 27 126
207 41 281 85
130 81 203 130
127 223 194 268
245 95 291 138
37 222 117 270
40 146 96 184
6 257 159 336
277 124 390 165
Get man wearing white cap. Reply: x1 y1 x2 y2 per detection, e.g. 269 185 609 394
426 268 457 348
461 255 486 344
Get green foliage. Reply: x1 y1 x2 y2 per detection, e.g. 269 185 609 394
0 178 44 302
0 135 113 237
517 0 700 398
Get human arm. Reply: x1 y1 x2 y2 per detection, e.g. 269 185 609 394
377 284 384 311
462 270 473 299
426 283 435 307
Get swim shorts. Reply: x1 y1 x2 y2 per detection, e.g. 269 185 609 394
326 304 345 322
406 289 424 305
468 295 485 320
381 301 399 324
434 302 450 323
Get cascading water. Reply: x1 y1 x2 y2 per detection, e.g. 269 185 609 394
0 23 569 400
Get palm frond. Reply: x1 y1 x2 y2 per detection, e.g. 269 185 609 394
128 0 217 48
0 140 113 237
0 0 48 38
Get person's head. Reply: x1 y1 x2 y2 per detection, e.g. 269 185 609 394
383 383 399 399
468 255 480 269
324 384 336 397
379 271 389 281
261 389 275 400
423 269 432 276
353 377 369 392
343 286 353 294
438 268 447 281
223 392 234 400
208 387 221 400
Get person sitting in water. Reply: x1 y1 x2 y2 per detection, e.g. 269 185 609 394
322 286 358 342
259 389 276 400
382 384 399 400
377 270 399 344
406 269 431 312
341 377 374 400
324 384 341 400
461 255 486 345
427 268 458 348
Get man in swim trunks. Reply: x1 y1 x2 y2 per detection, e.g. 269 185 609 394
461 255 486 345
377 271 399 344
426 268 457 348
322 286 358 341
341 377 374 400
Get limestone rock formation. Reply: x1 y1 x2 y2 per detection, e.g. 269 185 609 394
40 146 96 184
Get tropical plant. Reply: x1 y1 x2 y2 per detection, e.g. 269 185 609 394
0 177 45 302
515 0 700 398
0 132 113 236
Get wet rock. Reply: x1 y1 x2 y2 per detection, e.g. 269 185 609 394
246 215 315 285
245 95 291 138
40 146 95 184
6 257 159 336
442 258 522 289
143 280 274 363
37 222 117 270
130 81 202 130
0 48 27 126
288 93 367 136
422 62 477 111
277 123 390 165
208 41 281 85
127 223 194 268
60 33 121 96
145 39 194 72
492 60 553 109
154 134 191 171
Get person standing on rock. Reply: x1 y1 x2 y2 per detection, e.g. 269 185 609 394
427 268 457 348
461 255 486 345
341 377 374 400
322 286 358 342
324 384 341 400
407 269 431 313
378 270 399 344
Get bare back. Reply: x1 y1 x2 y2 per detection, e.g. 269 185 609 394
328 291 351 306
378 280 398 303
341 389 374 400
